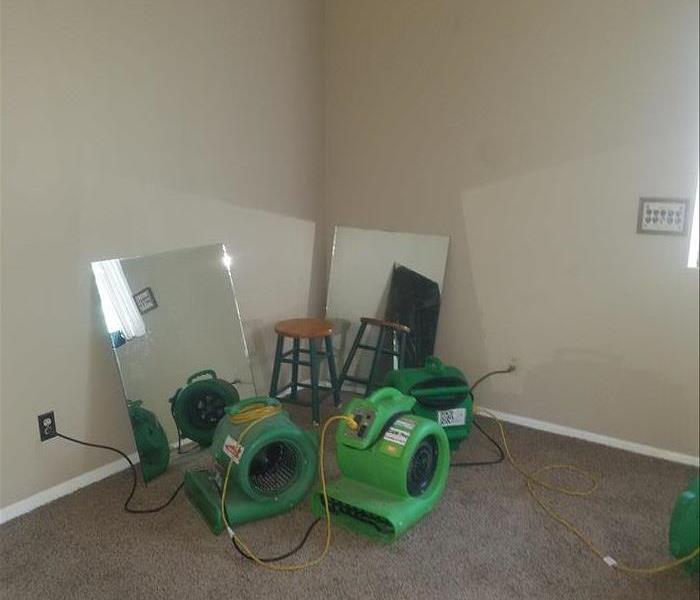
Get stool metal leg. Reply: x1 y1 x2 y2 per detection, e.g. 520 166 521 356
290 338 300 401
269 334 285 397
324 335 341 407
309 338 320 424
366 327 386 395
338 321 367 389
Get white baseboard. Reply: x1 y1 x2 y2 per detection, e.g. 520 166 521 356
480 407 700 467
0 449 138 525
2 408 697 526
0 437 194 525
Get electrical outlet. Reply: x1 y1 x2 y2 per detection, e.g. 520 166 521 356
38 411 57 441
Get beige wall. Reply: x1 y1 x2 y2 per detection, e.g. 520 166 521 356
324 0 699 455
1 0 324 508
2 0 699 514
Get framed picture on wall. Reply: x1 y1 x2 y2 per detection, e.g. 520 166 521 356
133 287 158 314
636 198 690 236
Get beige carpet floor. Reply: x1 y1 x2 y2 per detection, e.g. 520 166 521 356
1 401 698 600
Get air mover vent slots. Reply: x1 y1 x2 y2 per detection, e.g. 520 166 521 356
312 388 451 541
384 358 474 452
410 377 469 409
248 441 301 496
325 495 395 536
407 435 438 496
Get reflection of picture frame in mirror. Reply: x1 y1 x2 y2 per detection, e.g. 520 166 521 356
133 287 158 314
92 243 257 485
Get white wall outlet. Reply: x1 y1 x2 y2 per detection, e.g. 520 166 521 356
637 198 690 235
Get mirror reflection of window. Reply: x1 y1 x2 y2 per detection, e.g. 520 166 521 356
91 259 146 344
91 244 255 483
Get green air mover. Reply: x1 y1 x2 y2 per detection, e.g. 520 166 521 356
127 400 170 482
383 356 473 451
669 476 700 573
184 397 317 534
169 369 239 447
311 387 450 542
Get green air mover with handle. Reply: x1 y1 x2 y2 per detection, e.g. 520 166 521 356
185 397 318 534
169 369 239 447
312 387 450 542
669 476 700 573
127 400 170 482
383 356 473 451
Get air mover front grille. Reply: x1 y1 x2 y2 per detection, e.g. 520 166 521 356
324 496 394 536
407 435 438 496
248 441 301 496
189 392 228 428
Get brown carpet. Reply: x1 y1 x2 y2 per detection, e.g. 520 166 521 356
1 401 698 600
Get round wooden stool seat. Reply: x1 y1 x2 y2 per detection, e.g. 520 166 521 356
274 318 334 339
360 316 411 334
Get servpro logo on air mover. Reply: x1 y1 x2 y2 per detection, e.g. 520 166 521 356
223 435 245 464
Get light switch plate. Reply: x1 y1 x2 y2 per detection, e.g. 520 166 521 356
637 198 690 235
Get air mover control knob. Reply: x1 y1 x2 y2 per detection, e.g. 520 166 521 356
347 410 374 439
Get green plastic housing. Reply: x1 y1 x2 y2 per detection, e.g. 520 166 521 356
170 370 239 447
312 387 450 542
669 476 700 573
185 397 317 534
383 356 473 451
127 400 169 482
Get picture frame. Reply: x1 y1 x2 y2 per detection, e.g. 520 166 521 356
636 197 690 236
133 287 158 314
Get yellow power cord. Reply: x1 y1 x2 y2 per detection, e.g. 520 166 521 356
227 402 283 427
220 401 357 571
475 407 700 575
219 401 699 573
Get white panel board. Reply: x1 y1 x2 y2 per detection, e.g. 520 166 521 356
325 226 449 381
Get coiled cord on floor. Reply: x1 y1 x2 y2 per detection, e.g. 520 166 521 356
55 432 184 514
473 408 700 575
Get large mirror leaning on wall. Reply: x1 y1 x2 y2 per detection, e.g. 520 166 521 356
325 226 449 394
91 244 256 482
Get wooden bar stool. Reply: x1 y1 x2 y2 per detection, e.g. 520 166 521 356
269 318 340 424
338 317 410 396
